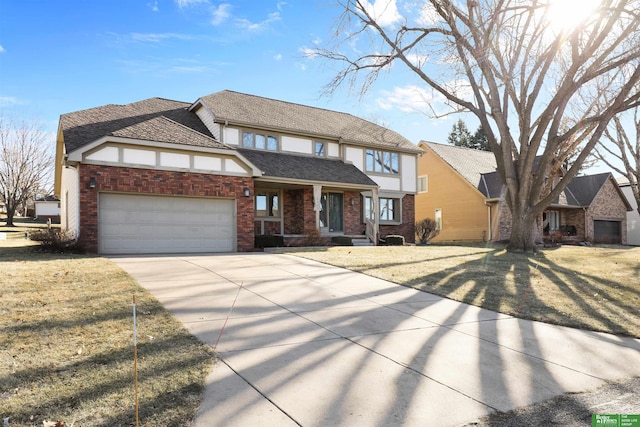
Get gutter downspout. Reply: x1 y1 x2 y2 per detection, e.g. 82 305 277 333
487 203 491 242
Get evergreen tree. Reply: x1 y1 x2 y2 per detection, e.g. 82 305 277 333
471 126 490 151
447 119 472 148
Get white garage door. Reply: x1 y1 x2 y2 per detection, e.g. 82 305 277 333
99 193 235 254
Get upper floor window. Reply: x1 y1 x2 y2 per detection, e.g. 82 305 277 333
365 149 399 174
242 131 278 151
418 176 428 193
315 141 326 157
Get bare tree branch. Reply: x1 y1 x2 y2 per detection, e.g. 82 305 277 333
315 0 640 251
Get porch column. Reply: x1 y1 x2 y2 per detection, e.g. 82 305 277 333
372 187 379 245
313 184 322 230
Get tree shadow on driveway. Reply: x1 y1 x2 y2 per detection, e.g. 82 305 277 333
128 252 640 427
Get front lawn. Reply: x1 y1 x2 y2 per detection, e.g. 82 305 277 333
290 244 640 337
0 243 214 426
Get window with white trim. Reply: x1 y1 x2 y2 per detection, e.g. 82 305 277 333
435 208 442 231
255 191 280 217
418 176 428 193
365 149 399 174
242 131 278 151
315 141 326 157
365 196 401 223
547 210 560 231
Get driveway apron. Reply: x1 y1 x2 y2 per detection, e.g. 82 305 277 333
110 253 640 427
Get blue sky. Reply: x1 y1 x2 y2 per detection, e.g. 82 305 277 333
0 0 459 148
0 0 622 177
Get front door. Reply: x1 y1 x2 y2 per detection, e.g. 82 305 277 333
320 192 343 232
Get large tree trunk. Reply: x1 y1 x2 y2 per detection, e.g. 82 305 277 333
507 208 539 253
4 204 16 226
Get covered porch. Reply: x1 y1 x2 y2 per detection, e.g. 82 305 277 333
542 206 586 244
252 182 379 247
237 148 381 248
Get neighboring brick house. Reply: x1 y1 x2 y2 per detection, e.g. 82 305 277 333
54 90 421 254
416 142 632 244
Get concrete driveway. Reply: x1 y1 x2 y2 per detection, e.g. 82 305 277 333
111 253 640 426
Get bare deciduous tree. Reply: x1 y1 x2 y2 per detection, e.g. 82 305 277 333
0 117 53 226
595 109 640 215
314 0 640 252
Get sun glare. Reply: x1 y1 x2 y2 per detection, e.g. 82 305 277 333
545 0 601 34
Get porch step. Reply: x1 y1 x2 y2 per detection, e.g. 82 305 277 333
351 238 374 247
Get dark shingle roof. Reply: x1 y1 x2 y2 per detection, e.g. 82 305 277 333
478 171 503 198
61 98 224 153
566 173 610 206
238 149 377 187
198 90 420 153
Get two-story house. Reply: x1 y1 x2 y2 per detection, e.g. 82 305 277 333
54 90 420 254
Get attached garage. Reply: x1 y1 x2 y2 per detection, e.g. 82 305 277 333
99 193 236 254
593 220 621 244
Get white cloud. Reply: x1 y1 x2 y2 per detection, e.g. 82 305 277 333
235 12 281 32
376 85 434 113
277 1 287 12
416 3 440 25
129 32 195 43
274 53 283 60
116 58 216 75
299 46 318 59
148 1 159 12
442 79 473 101
168 65 208 73
0 96 21 106
0 45 5 53
175 0 209 9
406 53 429 67
358 0 402 27
211 3 232 25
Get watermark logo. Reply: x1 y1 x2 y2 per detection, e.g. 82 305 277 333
592 414 640 427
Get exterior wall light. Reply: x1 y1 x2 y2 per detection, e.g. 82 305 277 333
89 177 96 189
243 187 250 197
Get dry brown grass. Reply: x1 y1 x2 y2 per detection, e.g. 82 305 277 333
289 244 640 337
0 217 50 249
1 241 213 426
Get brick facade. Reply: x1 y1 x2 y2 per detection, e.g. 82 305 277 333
559 209 586 240
259 188 415 245
493 177 627 244
302 188 317 235
379 194 416 244
344 191 363 235
79 164 254 252
283 189 304 234
585 178 628 244
79 165 418 251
